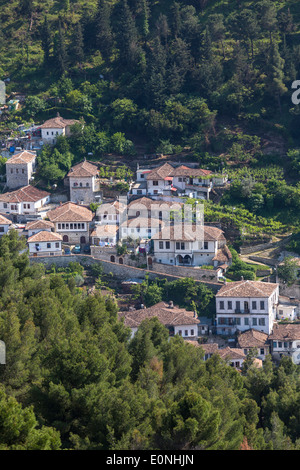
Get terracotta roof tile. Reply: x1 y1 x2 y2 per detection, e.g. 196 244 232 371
170 165 212 177
6 151 36 165
146 163 174 180
237 329 269 348
40 116 79 129
47 202 93 223
0 185 50 203
269 324 300 341
216 280 278 298
25 219 54 230
27 230 62 243
67 160 99 177
0 214 11 225
119 301 200 328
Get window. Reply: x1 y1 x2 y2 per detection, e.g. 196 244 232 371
176 242 180 249
278 342 282 348
219 301 224 310
3 203 7 208
166 241 170 249
140 174 144 179
204 241 208 250
260 301 265 310
260 348 264 355
259 318 265 326
284 342 288 348
273 341 277 348
159 241 163 249
181 242 185 250
0 227 4 233
22 169 24 174
10 169 13 173
236 318 241 325
178 330 182 336
191 329 194 336
47 243 51 249
153 181 158 186
55 243 59 248
236 301 240 311
252 318 257 326
185 330 188 336
58 224 61 229
228 301 232 310
252 301 257 310
244 318 249 325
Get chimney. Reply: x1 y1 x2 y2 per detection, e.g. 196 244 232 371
168 300 174 309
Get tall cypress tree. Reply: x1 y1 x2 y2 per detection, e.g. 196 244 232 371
41 16 52 65
96 0 114 59
54 20 68 76
72 21 84 66
114 0 139 69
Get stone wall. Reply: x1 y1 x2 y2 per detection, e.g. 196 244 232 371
29 254 222 292
150 261 219 281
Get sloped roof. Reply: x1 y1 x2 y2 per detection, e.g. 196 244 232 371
212 245 232 262
6 151 36 165
216 280 278 298
67 160 99 178
152 224 225 242
91 224 118 237
27 230 62 243
218 347 246 361
0 214 11 225
170 165 212 177
237 329 269 348
118 301 200 328
127 197 183 210
40 116 79 129
47 202 93 223
146 163 174 180
25 219 54 230
268 324 300 341
0 185 50 203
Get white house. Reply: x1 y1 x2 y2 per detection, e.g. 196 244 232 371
0 214 11 235
127 197 183 222
0 185 51 216
40 115 80 145
216 280 279 336
170 165 213 200
145 163 176 198
118 300 200 340
27 230 62 257
269 324 300 365
90 224 118 246
120 216 164 241
152 224 231 267
25 219 54 238
95 200 127 225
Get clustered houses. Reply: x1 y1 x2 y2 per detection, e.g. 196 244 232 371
130 162 227 200
0 214 11 236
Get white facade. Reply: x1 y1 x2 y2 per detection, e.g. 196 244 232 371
153 238 218 266
216 286 279 336
0 195 50 215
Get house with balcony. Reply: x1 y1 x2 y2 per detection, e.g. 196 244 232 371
47 202 93 244
151 223 231 267
118 300 200 340
216 280 279 336
5 150 37 189
170 165 214 200
67 160 101 204
268 324 300 365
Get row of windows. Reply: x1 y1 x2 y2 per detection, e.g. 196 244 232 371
57 223 85 230
219 300 266 311
157 241 210 250
123 227 152 234
178 329 195 337
10 168 26 174
273 341 297 349
73 182 90 187
218 317 266 326
46 131 59 136
35 242 60 250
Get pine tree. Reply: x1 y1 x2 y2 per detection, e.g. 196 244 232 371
114 0 139 69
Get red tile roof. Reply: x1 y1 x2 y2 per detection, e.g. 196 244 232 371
40 116 79 129
6 151 36 165
27 230 62 243
47 202 93 223
0 185 50 203
216 280 278 298
67 160 99 178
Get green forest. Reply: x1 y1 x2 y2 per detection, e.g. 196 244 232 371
2 0 300 451
0 230 300 450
